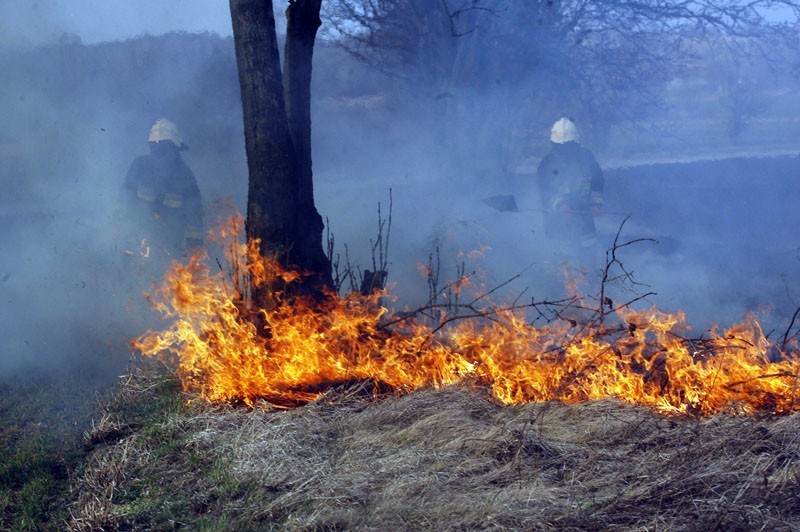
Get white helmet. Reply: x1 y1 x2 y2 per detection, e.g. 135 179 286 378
148 118 183 146
550 117 579 144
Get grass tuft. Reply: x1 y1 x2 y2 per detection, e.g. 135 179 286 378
0 373 96 531
66 365 800 530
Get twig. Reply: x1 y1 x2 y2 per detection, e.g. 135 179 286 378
468 274 521 306
597 216 656 328
781 306 800 350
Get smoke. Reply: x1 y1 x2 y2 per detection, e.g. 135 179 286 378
599 158 800 333
0 33 248 381
307 15 800 337
2 3 799 388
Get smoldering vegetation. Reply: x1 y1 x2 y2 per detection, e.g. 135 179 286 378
70 366 800 530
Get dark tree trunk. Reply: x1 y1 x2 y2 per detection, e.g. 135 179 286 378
282 0 331 293
229 0 332 305
284 0 321 194
229 0 296 249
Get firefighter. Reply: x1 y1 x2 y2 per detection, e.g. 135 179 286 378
536 117 604 249
115 118 204 271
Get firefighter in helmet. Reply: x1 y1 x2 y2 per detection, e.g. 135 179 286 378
115 118 204 269
536 117 604 249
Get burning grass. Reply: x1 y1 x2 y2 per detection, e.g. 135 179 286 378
132 216 800 416
68 216 800 527
69 364 800 530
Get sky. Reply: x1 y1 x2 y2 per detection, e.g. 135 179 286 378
0 0 234 48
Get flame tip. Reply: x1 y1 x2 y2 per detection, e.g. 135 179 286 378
135 215 800 416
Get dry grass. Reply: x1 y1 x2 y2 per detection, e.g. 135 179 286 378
68 366 800 531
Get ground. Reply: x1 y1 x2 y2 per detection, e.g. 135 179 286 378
67 365 800 531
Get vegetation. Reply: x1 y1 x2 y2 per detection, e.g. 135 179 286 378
0 375 98 531
323 0 800 174
67 363 800 530
2 17 800 531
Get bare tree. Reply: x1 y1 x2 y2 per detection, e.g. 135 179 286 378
323 0 800 174
229 0 333 305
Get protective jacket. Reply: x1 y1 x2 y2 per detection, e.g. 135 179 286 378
116 142 203 259
536 140 604 241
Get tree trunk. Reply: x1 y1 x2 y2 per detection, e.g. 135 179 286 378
284 0 320 194
283 0 332 293
229 0 332 305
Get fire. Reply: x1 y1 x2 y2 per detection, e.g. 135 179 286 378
134 217 800 416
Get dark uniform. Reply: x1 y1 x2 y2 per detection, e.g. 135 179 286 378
115 122 203 276
536 140 604 248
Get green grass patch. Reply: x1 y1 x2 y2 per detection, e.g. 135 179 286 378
0 360 183 530
0 433 80 530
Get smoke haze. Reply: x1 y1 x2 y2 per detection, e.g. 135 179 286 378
2 2 800 391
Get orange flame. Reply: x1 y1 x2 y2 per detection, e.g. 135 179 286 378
133 217 800 416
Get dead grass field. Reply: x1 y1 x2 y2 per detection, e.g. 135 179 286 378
68 365 800 531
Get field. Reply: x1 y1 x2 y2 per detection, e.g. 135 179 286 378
67 365 800 530
2 32 800 529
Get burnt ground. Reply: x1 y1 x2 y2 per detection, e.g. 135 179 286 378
601 155 800 331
